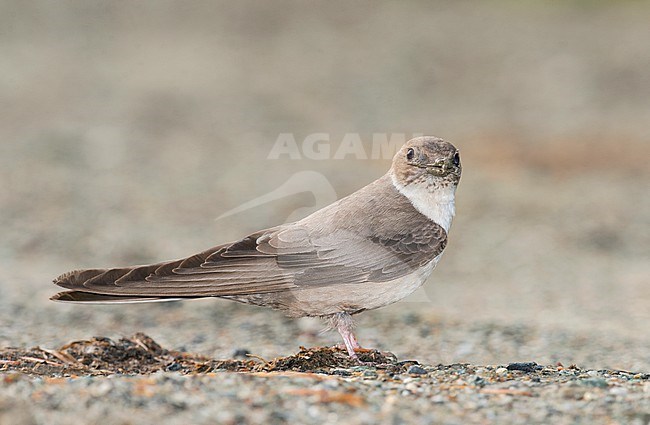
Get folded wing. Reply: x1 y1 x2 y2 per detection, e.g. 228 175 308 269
52 219 446 301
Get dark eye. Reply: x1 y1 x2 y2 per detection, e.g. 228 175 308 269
406 148 415 161
452 151 460 167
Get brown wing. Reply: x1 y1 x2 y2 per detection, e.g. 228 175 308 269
52 220 446 300
253 221 447 285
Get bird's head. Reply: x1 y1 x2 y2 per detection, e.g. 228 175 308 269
391 136 461 189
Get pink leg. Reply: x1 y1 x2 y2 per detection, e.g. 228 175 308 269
329 312 361 358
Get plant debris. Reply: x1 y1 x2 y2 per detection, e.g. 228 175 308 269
0 333 403 377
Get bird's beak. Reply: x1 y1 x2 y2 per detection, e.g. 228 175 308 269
425 159 456 176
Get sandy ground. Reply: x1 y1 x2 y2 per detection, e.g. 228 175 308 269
1 1 649 424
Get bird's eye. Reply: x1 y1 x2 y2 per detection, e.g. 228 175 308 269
453 151 460 167
406 148 415 161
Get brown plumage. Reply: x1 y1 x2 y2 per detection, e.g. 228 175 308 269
52 136 461 357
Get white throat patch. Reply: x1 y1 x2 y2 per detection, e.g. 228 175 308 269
390 173 456 232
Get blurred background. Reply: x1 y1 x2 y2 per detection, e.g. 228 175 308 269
1 1 648 370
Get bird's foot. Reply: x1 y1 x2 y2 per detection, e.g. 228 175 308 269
335 344 373 361
335 343 368 353
329 312 378 362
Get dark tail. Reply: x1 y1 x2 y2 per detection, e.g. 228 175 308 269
50 246 223 303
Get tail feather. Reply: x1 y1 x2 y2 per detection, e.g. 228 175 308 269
51 290 185 304
53 244 222 287
55 268 108 288
50 238 295 301
51 255 191 303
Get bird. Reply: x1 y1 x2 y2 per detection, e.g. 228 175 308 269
52 136 461 358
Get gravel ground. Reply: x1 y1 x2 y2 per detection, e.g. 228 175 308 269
2 1 649 424
2 333 649 425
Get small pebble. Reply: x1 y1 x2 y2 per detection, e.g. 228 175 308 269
506 362 538 373
609 387 628 396
561 387 587 400
431 395 445 404
405 382 420 392
407 365 428 375
471 376 486 386
166 363 183 372
580 378 609 388
232 349 251 359
331 369 351 377
89 381 112 397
